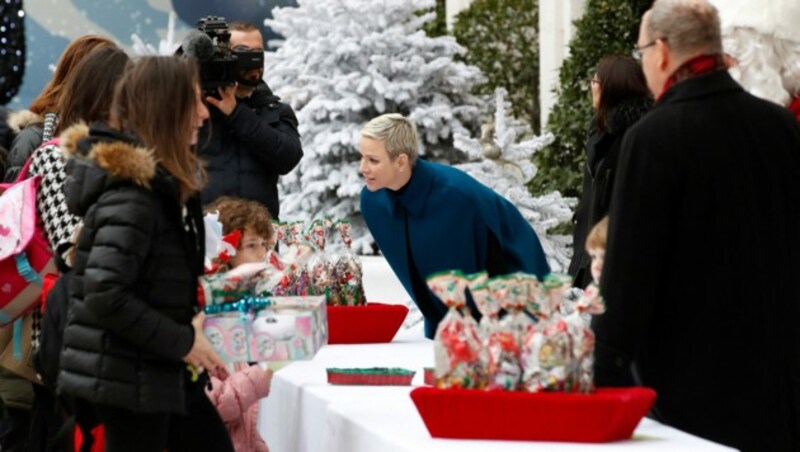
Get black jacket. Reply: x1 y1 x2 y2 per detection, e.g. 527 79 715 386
57 123 205 414
4 110 43 182
0 106 11 177
593 70 800 451
568 97 651 288
198 82 302 219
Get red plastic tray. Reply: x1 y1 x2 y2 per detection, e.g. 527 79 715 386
410 386 656 443
327 302 408 344
327 368 416 386
423 367 434 386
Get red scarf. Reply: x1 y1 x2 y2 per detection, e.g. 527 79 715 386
789 97 800 122
659 53 726 100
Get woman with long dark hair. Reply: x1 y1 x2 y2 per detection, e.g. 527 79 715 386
568 56 652 289
3 35 115 182
57 56 233 452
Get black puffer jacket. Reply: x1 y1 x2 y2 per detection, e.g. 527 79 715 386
0 106 11 177
57 123 205 413
568 96 652 288
0 106 13 152
3 110 57 182
198 81 302 219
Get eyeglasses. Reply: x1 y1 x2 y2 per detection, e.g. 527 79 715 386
589 78 600 86
632 38 665 61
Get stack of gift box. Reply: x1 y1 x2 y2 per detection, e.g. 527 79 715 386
198 217 368 363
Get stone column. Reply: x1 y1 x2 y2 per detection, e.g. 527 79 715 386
446 0 474 31
539 0 586 128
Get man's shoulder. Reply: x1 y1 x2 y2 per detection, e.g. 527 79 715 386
246 90 298 125
247 83 288 109
741 91 800 128
633 86 797 137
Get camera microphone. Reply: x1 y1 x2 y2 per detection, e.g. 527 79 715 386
181 30 215 62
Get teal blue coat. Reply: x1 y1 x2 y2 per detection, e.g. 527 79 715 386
361 160 549 338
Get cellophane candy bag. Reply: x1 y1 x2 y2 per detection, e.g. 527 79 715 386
255 242 314 296
331 219 366 306
521 273 579 392
430 270 486 389
485 275 532 391
304 218 334 298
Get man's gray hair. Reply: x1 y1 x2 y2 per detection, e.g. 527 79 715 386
361 113 419 165
648 0 723 58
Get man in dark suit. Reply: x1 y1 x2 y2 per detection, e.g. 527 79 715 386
593 1 800 451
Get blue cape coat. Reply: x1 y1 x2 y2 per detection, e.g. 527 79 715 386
361 159 549 338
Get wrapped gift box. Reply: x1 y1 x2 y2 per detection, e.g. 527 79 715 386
410 386 656 443
327 302 408 344
203 295 328 362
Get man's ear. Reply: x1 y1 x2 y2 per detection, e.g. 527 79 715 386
656 39 670 71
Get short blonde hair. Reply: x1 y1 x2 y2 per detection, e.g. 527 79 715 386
361 113 419 165
586 216 609 250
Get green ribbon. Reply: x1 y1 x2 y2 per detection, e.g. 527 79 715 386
203 296 274 315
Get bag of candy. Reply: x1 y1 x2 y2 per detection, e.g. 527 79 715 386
430 270 485 389
331 219 366 306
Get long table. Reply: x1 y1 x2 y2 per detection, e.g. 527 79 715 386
257 257 735 452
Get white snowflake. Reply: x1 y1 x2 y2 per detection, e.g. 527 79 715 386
131 12 180 56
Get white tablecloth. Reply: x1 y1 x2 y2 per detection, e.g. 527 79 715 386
258 256 736 452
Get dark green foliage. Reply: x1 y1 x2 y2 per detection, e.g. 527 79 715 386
422 0 448 38
0 0 26 105
452 0 540 132
531 0 653 197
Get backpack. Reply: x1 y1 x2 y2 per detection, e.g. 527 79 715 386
0 147 57 356
33 269 104 452
33 270 68 390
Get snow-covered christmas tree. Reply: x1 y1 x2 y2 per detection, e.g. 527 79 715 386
455 88 576 272
264 0 483 252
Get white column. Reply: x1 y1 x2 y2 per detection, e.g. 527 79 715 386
446 0 474 31
539 0 586 128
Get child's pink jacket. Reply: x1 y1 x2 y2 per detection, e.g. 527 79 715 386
207 363 272 452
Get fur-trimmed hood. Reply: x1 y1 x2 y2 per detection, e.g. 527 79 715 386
7 110 43 133
62 122 164 217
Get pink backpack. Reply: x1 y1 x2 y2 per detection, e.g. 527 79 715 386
0 152 57 335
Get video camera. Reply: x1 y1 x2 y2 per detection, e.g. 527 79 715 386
179 16 265 96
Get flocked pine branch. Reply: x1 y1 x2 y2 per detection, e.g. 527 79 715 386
455 88 577 272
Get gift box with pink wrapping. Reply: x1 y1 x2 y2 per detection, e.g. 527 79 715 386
202 295 328 363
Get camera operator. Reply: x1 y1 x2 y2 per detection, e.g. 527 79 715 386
199 21 302 220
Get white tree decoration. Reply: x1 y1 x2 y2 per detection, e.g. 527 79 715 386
455 88 577 272
264 0 483 253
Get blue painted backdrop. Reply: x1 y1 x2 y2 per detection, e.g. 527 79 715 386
11 0 295 109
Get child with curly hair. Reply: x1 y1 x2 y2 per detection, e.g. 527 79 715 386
204 196 275 452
